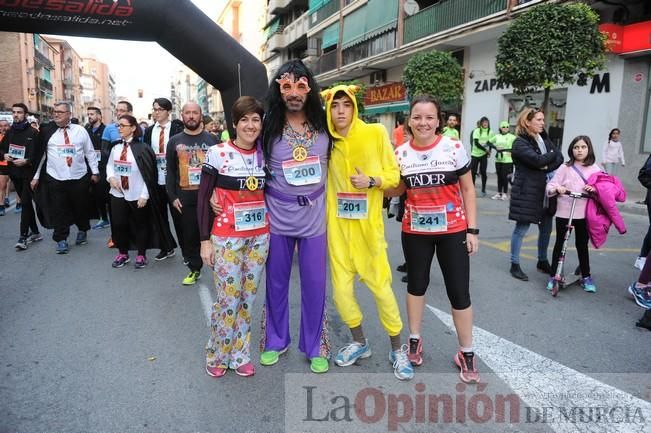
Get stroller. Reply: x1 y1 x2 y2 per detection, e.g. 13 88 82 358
548 190 592 297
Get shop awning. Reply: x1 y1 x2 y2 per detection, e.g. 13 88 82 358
341 0 398 49
342 7 366 49
363 101 409 115
308 0 330 14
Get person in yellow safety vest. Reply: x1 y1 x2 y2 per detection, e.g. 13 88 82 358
441 113 460 140
470 116 495 197
490 120 516 200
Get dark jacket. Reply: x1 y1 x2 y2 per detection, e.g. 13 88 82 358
508 131 563 223
0 122 39 178
143 119 184 150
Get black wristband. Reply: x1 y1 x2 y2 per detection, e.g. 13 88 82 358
466 228 479 235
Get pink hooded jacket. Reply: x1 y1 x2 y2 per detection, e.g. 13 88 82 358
585 172 627 248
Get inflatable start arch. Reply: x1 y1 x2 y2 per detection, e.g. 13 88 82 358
0 0 269 129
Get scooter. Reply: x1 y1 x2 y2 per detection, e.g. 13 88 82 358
549 191 591 297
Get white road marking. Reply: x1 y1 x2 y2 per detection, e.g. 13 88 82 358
426 304 651 433
198 283 213 326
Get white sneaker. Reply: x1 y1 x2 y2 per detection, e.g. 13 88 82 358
491 193 501 200
500 193 509 201
634 256 647 271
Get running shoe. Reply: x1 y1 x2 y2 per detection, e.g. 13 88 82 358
396 263 407 273
75 231 88 245
3 197 9 207
335 340 372 367
0 206 5 216
546 277 555 291
408 337 423 366
27 232 43 243
14 203 21 213
134 255 148 269
112 254 130 268
491 193 501 200
500 193 509 201
56 240 69 254
206 365 227 377
182 271 201 285
628 283 651 309
260 347 288 366
454 350 480 384
155 250 175 261
310 357 329 374
235 363 255 377
92 220 110 230
390 345 414 381
580 276 597 293
15 237 27 251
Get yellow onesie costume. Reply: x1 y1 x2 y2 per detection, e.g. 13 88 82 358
322 85 402 336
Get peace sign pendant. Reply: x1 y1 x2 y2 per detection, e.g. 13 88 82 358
245 176 259 191
292 145 308 162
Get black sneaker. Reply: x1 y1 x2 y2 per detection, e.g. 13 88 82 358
15 237 28 250
155 250 175 261
401 274 408 283
396 263 407 273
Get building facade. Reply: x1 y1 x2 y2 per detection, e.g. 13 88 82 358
81 56 116 124
297 0 650 194
0 33 60 120
46 38 85 119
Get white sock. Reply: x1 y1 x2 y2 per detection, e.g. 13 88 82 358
409 333 420 340
460 346 473 353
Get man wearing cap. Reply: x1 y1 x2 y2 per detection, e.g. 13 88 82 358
489 121 516 200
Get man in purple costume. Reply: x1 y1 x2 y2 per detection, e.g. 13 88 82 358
258 60 331 374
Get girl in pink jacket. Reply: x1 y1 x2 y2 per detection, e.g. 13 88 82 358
546 136 602 292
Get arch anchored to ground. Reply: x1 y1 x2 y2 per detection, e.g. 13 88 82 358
0 0 268 129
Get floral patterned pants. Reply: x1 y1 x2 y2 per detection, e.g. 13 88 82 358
206 233 270 369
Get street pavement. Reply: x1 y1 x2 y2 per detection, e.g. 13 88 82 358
1 191 650 433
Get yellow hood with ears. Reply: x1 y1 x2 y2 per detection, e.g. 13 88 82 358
321 84 361 139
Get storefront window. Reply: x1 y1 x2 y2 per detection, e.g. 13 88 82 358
505 89 567 148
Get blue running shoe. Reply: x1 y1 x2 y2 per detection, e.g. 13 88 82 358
628 283 651 309
56 240 69 254
390 345 414 381
581 276 597 293
335 340 372 367
0 206 5 216
14 203 21 214
3 197 9 207
75 231 88 245
92 220 110 230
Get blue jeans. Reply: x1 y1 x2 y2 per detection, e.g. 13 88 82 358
510 214 553 264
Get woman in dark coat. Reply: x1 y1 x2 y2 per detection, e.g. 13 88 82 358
508 108 563 281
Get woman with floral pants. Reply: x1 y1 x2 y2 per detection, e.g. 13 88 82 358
198 96 269 377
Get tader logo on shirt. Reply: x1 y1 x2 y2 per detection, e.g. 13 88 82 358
0 0 135 17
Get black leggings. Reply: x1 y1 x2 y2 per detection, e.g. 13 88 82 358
471 155 488 192
401 230 470 310
551 217 590 278
495 162 513 194
10 176 39 237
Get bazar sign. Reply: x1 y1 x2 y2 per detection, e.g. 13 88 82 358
364 83 406 106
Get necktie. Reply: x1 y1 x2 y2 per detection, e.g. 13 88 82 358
158 125 165 153
120 142 129 190
62 127 72 167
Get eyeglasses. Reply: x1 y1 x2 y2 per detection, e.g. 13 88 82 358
53 110 69 115
118 124 132 128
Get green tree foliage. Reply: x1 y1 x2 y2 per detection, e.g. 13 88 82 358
496 3 606 114
328 80 367 114
402 50 463 105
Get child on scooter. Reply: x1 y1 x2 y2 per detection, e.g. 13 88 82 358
546 136 602 292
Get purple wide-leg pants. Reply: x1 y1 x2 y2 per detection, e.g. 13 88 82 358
262 232 328 359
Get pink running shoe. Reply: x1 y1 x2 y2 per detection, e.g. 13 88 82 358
454 350 480 384
206 365 227 378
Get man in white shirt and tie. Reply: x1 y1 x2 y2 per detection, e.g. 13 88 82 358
32 101 99 254
143 97 184 261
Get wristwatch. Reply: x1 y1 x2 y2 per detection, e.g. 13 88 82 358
466 228 480 235
368 177 376 188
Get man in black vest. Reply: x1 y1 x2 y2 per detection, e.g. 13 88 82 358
85 106 109 230
0 103 42 249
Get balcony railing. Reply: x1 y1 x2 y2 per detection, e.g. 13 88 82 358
309 0 340 29
284 12 310 46
313 49 337 75
404 0 505 45
267 31 287 52
269 0 293 15
34 49 54 69
38 78 53 92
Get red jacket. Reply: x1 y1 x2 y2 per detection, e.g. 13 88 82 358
585 172 627 248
